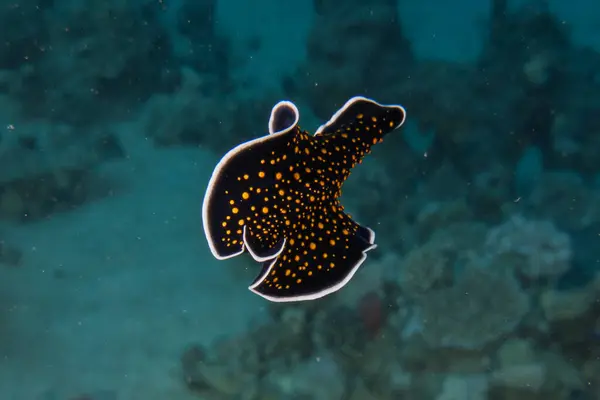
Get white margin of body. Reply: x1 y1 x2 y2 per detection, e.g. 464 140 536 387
202 96 406 302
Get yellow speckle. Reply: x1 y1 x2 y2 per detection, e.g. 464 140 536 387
357 113 364 119
329 239 336 246
294 255 300 262
232 207 239 214
275 172 283 180
242 192 250 200
296 278 302 284
221 222 227 227
342 229 349 235
309 242 316 250
293 172 300 180
308 271 313 276
258 171 265 178
262 206 269 214
285 269 291 276
243 174 249 180
318 222 324 229
278 189 285 196
372 116 377 122
238 219 244 226
229 200 235 205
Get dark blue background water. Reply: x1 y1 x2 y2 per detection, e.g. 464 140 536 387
1 0 599 399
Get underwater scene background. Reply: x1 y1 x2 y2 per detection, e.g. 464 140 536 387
1 0 600 398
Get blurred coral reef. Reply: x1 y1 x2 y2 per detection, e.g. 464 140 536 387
181 212 599 399
1 0 600 399
0 0 276 223
177 1 600 399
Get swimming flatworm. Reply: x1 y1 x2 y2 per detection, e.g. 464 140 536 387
202 96 406 302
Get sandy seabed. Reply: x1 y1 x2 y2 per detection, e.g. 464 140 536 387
0 146 266 400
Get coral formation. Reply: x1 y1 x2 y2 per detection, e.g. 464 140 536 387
138 67 277 153
419 264 530 350
2 0 175 124
485 215 572 280
0 0 270 222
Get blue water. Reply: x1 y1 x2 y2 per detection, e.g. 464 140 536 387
1 0 599 399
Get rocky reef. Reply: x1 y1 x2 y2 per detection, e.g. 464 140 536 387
179 210 599 399
0 0 276 223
